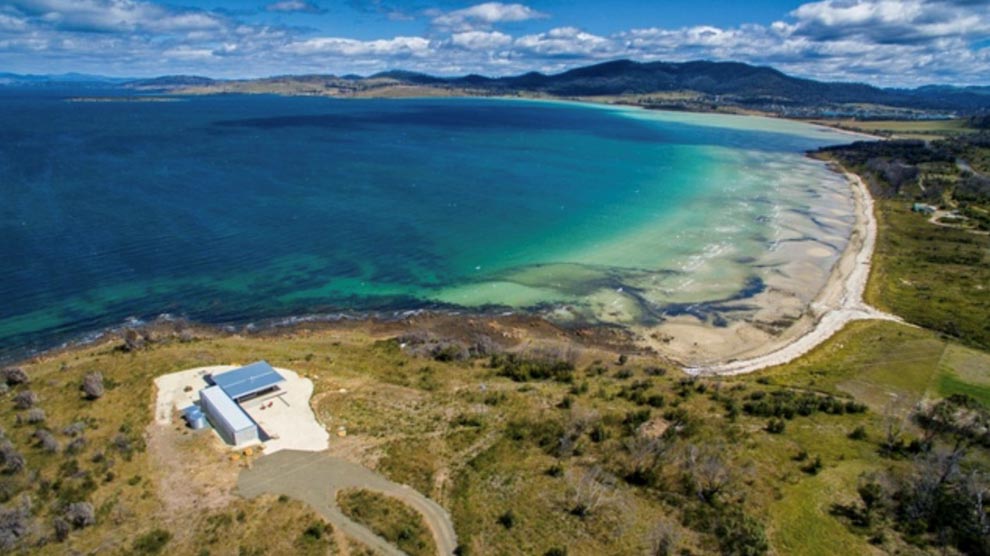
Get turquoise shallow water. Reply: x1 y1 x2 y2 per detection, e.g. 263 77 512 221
0 93 854 357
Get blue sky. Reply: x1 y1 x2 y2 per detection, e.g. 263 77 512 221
1 0 988 86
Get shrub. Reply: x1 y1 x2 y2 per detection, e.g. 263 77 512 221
490 353 575 383
66 437 87 455
52 517 70 542
35 430 59 453
12 391 37 410
431 342 468 362
25 408 45 424
299 520 331 542
0 441 25 474
132 528 172 554
623 409 652 435
0 501 31 550
1 368 28 386
647 394 665 408
497 510 515 529
801 456 823 475
644 366 667 377
614 368 633 380
714 509 769 555
765 419 786 434
62 422 85 437
848 426 868 440
589 423 609 443
65 502 95 529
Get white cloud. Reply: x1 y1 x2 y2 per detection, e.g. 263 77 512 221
432 2 547 31
0 13 29 32
515 27 612 58
449 30 512 50
0 0 987 86
6 0 225 33
788 0 990 43
265 1 324 14
284 36 432 57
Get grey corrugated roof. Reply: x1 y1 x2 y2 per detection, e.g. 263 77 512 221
211 360 285 400
200 386 255 433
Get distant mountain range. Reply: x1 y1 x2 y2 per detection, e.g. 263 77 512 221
4 59 989 116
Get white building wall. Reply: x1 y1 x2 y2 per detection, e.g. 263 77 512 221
200 386 258 447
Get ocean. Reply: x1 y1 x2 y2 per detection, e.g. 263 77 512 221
0 92 855 358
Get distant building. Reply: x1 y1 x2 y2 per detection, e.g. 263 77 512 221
912 203 937 215
198 360 285 447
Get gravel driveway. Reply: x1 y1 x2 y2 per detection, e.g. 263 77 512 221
237 450 457 555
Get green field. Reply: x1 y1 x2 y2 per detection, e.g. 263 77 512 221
809 118 976 140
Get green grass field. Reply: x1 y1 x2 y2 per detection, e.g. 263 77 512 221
337 489 437 556
809 118 975 140
867 200 990 351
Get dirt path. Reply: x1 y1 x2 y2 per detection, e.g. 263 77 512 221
686 169 902 376
237 450 458 555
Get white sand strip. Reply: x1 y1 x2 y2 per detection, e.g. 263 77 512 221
685 169 902 376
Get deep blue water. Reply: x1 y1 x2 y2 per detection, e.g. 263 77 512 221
0 92 852 358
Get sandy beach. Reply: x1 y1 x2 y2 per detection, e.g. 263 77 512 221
671 166 901 375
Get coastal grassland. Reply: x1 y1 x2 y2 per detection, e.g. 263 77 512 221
868 195 990 351
817 136 990 350
337 488 437 556
808 118 976 140
750 319 990 554
1 310 988 554
0 330 386 554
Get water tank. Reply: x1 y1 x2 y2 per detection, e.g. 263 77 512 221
184 406 208 430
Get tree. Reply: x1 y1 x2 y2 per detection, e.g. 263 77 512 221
557 407 599 458
881 399 905 456
622 435 668 486
81 372 104 400
683 444 733 504
647 520 681 556
568 466 618 518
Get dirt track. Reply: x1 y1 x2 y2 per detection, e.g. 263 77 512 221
237 450 457 555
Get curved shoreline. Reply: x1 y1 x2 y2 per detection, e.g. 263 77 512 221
684 166 901 376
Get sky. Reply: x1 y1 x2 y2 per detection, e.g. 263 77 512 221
0 0 988 86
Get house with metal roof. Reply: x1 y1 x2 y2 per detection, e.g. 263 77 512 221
209 360 285 402
199 385 258 446
194 361 286 447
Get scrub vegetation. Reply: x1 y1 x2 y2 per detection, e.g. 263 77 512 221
817 133 990 350
337 489 436 556
0 286 987 555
